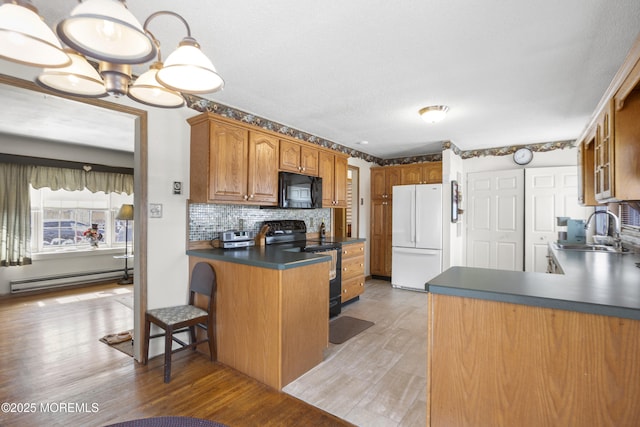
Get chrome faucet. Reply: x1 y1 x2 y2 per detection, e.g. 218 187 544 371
584 210 622 250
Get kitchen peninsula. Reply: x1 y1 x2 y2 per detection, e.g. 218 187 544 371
187 236 365 390
425 245 640 426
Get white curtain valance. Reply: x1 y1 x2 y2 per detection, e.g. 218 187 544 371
30 166 133 195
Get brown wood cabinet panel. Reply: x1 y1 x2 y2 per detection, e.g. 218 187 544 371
577 130 600 206
370 199 391 276
190 256 329 390
208 121 249 202
400 162 442 185
248 131 279 204
319 151 348 207
427 294 640 426
188 114 279 206
341 275 365 302
279 140 319 176
300 145 320 176
341 254 365 281
341 242 365 259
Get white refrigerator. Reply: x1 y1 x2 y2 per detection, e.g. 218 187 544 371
391 184 443 291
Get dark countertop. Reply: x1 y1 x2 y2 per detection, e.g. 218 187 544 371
187 237 365 270
426 244 640 320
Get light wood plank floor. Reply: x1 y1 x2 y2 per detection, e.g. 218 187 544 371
284 280 428 426
0 283 353 427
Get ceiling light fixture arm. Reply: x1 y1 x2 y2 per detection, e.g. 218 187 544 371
143 10 192 38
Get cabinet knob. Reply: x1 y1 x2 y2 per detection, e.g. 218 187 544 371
249 194 254 199
343 289 347 293
343 267 347 271
359 282 363 287
243 195 249 200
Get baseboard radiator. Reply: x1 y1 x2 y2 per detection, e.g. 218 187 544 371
10 268 132 293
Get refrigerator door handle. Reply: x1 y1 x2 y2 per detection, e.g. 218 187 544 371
415 187 421 244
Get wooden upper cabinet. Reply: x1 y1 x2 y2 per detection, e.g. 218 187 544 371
594 100 614 201
400 162 443 185
319 151 348 207
279 139 319 176
577 129 600 206
188 114 278 205
248 132 279 204
371 167 401 199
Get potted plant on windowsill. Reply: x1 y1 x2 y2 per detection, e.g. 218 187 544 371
83 224 103 249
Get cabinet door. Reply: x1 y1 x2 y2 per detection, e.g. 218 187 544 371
401 165 423 185
279 139 301 172
319 151 335 206
370 199 387 276
248 131 279 205
424 162 443 183
595 100 614 201
209 122 249 202
333 155 348 207
386 167 402 197
371 168 387 199
300 145 319 176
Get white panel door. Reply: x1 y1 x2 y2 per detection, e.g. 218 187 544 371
466 169 524 270
524 167 593 272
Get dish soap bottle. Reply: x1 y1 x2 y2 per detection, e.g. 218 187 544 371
320 219 326 240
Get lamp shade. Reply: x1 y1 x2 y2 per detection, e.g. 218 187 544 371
155 37 224 94
0 2 70 67
128 62 185 108
419 105 449 123
56 0 156 64
36 49 107 97
116 204 134 221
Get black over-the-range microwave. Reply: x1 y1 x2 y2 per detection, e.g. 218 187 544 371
278 171 323 209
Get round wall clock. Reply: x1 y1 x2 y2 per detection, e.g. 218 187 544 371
513 147 533 165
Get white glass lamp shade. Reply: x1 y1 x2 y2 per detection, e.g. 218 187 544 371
56 0 155 64
0 2 70 67
419 105 449 123
128 62 185 108
155 37 224 94
36 50 107 98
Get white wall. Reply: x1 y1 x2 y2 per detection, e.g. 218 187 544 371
348 157 374 277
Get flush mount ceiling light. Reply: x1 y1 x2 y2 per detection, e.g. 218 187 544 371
0 0 223 108
419 105 449 123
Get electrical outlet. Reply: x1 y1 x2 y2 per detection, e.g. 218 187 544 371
239 218 244 230
310 218 314 227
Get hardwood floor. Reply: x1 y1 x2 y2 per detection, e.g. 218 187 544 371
0 283 353 427
284 280 428 426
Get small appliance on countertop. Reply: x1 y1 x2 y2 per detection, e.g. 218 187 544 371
221 230 255 249
556 217 586 244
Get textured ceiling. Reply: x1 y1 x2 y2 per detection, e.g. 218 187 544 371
1 0 640 158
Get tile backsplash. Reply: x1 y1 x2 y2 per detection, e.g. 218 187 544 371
189 203 332 241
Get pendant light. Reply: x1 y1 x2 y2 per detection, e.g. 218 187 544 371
129 61 185 108
4 0 224 106
56 0 155 64
0 1 70 67
36 49 107 97
156 36 224 94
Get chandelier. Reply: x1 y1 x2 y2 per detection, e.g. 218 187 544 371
0 0 224 108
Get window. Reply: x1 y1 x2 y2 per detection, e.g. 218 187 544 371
30 186 133 253
621 203 640 229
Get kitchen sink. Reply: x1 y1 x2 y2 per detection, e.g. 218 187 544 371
553 242 631 253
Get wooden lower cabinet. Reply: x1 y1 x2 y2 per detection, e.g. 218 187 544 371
427 294 640 426
189 256 329 390
341 242 365 302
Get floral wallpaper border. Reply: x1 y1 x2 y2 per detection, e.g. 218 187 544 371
185 95 576 166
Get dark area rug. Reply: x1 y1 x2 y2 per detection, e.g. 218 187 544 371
104 416 228 427
329 315 374 344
